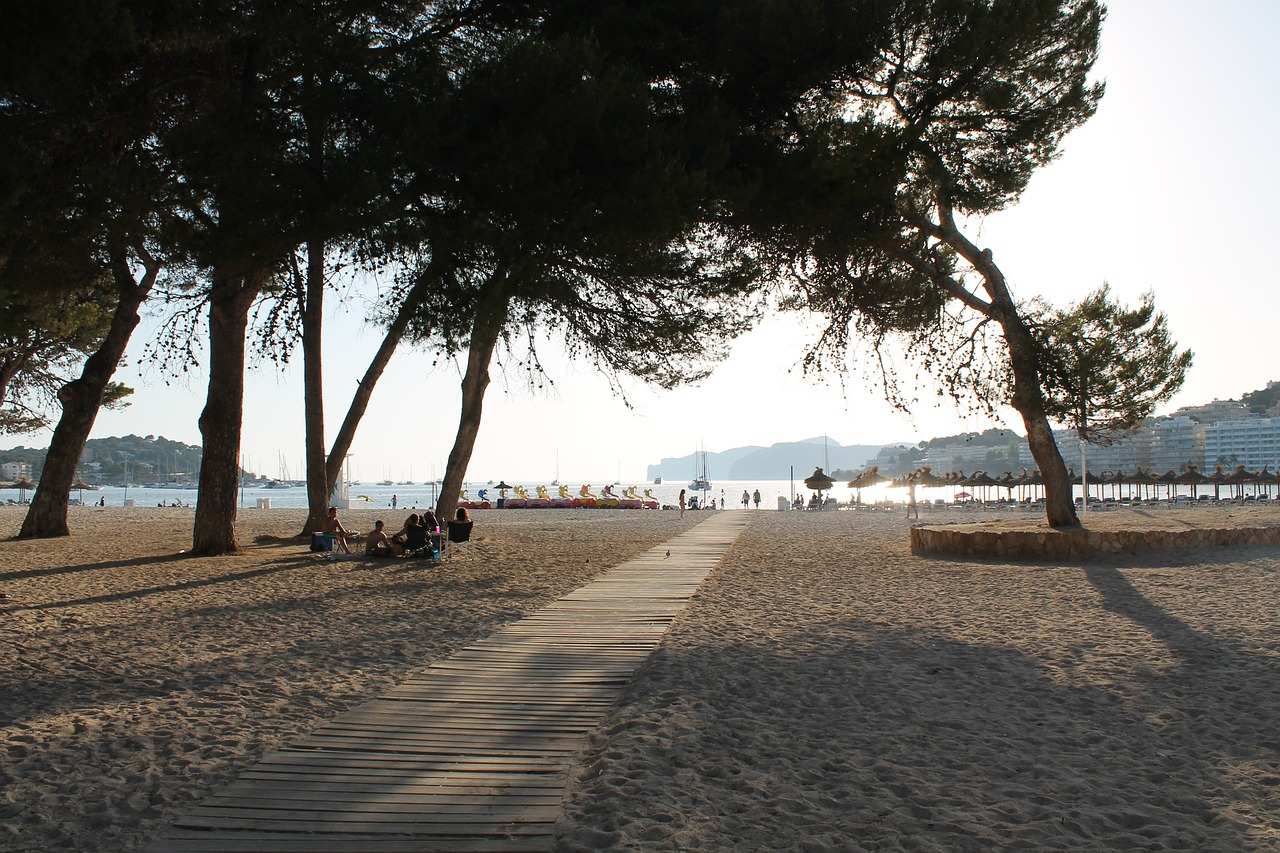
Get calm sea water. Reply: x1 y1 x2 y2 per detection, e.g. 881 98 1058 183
4 477 1257 509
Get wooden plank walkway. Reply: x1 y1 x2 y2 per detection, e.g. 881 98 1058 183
146 512 748 853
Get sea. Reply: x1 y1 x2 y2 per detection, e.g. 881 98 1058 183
1 477 1244 510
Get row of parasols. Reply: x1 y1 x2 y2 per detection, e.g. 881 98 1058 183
842 464 1280 501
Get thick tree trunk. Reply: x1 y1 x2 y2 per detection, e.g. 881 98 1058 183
323 273 433 495
18 263 158 539
191 271 263 554
435 278 510 525
301 241 328 535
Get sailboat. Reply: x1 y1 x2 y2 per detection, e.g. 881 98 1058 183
688 444 711 492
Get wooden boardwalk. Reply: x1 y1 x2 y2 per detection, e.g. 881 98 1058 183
146 512 748 853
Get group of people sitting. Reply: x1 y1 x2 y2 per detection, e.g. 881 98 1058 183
319 505 471 559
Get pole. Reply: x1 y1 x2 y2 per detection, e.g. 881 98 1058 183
1080 432 1087 516
789 465 794 510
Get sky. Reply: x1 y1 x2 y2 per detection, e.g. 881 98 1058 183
7 1 1280 482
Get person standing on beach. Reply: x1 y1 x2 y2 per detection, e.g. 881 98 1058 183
907 479 919 520
392 493 398 509
752 489 761 509
679 488 686 518
741 489 750 508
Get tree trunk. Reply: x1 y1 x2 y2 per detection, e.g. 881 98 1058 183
191 271 263 554
18 264 158 539
323 272 434 496
301 240 328 535
435 277 510 525
999 312 1079 528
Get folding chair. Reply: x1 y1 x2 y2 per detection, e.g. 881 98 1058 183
442 519 474 561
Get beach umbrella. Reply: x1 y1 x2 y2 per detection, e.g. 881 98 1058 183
995 472 1019 499
1225 465 1258 500
847 466 888 504
1175 466 1209 499
954 491 972 501
71 478 91 503
804 467 835 509
494 480 513 498
1208 465 1230 500
1156 469 1179 500
14 477 35 502
1128 468 1157 500
967 471 998 502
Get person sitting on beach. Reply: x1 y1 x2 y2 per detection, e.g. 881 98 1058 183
366 520 394 557
455 506 470 522
324 507 354 555
420 510 440 532
392 513 420 545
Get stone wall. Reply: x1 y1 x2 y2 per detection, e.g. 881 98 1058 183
910 524 1280 561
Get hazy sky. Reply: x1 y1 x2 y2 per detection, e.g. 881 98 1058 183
8 1 1279 482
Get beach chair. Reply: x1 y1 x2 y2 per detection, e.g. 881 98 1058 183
442 519 474 561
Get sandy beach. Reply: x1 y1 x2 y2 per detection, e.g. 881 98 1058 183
557 508 1280 851
4 505 1280 851
0 506 699 852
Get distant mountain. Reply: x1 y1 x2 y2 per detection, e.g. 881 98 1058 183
647 438 886 482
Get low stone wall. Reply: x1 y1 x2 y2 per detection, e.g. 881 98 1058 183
910 523 1280 561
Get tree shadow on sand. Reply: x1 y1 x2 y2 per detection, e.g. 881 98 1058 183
559 602 1277 851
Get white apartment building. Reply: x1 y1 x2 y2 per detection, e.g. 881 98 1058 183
1204 418 1280 471
1 461 33 480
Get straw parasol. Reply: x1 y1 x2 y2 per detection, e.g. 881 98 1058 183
1128 467 1158 500
913 466 950 488
1225 465 1258 500
1208 465 1230 500
1175 465 1210 499
494 481 513 497
995 471 1019 498
967 471 999 502
14 477 36 502
847 466 888 504
71 478 92 503
804 467 835 491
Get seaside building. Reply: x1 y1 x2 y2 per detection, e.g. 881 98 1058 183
1148 416 1205 473
1204 417 1280 470
1173 399 1255 424
1 461 32 480
919 443 999 474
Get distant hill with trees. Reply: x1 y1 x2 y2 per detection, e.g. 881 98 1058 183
0 435 254 485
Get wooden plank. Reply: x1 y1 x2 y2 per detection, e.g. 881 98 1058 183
146 514 748 852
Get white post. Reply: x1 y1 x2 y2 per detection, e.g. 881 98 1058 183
1080 432 1088 516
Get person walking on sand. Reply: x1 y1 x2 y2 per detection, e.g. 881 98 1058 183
752 489 761 509
679 488 686 518
741 489 750 508
907 478 919 521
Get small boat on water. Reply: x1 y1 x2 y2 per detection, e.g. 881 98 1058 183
653 476 662 484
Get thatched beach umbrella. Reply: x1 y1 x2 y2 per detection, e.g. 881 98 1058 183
14 477 36 502
1225 465 1258 500
1128 468 1158 500
1208 465 1230 501
71 478 92 503
995 472 1019 499
494 480 513 498
804 467 835 507
967 471 999 502
1157 469 1179 500
1256 466 1275 500
1176 466 1210 499
847 466 888 504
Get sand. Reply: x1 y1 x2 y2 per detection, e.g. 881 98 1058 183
0 505 699 853
5 504 1279 852
556 509 1280 852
